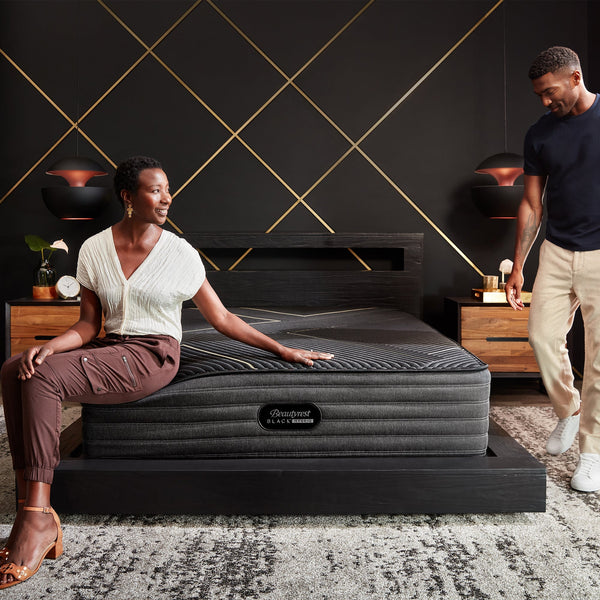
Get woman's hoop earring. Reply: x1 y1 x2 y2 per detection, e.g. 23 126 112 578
126 204 133 219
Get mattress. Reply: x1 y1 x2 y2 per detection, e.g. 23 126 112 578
82 307 490 458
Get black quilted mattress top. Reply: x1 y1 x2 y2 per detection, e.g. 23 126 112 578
173 306 487 383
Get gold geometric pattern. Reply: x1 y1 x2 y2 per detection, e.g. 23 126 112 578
1 0 506 277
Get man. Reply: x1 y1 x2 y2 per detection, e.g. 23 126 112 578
505 46 600 492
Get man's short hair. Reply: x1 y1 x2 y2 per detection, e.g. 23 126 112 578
528 46 581 80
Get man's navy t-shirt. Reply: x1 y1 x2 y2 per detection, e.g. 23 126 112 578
524 93 600 251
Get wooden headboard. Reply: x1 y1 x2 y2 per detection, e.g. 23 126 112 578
183 233 423 317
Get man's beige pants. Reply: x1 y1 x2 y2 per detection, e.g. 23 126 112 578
529 239 600 455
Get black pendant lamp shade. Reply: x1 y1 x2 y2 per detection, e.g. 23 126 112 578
472 152 524 219
42 157 111 220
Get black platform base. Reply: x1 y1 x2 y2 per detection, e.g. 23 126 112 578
52 420 546 515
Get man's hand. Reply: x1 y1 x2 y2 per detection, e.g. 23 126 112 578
505 269 525 311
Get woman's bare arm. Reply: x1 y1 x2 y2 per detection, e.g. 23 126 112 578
191 279 333 366
18 286 103 379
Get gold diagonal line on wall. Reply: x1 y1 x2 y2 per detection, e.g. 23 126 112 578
226 243 370 272
98 0 379 278
0 49 115 204
261 0 504 275
171 0 373 210
207 0 379 269
97 0 342 271
0 127 72 206
190 0 361 169
281 86 484 275
129 0 375 249
99 0 336 239
270 0 504 238
99 0 341 259
195 0 373 162
0 48 123 201
0 1 199 208
86 0 203 125
357 148 484 276
1 0 494 280
289 0 504 156
208 0 374 91
99 0 263 199
213 0 377 271
94 0 208 133
356 0 504 145
0 48 78 205
2 31 214 270
75 126 117 168
93 1 214 242
0 48 73 122
213 0 489 273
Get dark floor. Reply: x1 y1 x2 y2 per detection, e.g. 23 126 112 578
489 375 584 407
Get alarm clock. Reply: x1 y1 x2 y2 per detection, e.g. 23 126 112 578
55 275 80 299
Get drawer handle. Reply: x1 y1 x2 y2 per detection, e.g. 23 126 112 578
486 337 529 342
34 335 55 340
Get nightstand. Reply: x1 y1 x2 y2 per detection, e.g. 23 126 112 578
5 298 81 357
445 297 540 376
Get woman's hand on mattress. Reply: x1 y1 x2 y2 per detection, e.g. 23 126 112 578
17 345 55 380
279 347 334 367
192 282 334 366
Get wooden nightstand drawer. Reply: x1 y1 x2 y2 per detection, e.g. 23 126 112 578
461 339 539 373
461 306 530 339
6 300 106 357
445 297 540 376
9 303 81 356
4 297 106 357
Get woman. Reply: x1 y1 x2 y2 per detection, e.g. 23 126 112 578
0 156 333 589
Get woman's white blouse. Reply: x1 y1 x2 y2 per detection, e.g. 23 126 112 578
77 227 205 342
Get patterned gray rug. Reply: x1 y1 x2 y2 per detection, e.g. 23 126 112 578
0 405 599 600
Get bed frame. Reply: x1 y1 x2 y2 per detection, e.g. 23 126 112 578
52 233 546 514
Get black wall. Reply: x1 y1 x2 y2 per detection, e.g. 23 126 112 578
0 0 595 363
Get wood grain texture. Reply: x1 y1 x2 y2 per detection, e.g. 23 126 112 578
9 304 81 356
8 302 105 356
460 306 539 373
461 306 530 338
461 340 540 372
53 418 545 515
185 233 424 316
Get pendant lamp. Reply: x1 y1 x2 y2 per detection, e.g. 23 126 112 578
472 152 523 219
472 4 523 219
42 157 111 220
40 5 110 221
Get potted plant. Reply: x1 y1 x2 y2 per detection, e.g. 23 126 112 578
25 235 69 299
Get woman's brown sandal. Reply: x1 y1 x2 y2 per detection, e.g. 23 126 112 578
0 506 63 589
0 499 25 563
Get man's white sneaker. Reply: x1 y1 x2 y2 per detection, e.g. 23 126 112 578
571 453 600 492
546 413 580 455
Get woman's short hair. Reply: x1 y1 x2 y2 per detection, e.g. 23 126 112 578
114 156 162 204
528 46 580 80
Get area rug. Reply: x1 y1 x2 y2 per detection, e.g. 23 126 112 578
0 405 598 600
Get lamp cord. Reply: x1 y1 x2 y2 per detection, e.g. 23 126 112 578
75 0 80 156
503 2 507 154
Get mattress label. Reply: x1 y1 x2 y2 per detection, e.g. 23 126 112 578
258 403 322 430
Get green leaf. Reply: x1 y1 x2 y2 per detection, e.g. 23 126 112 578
25 234 52 252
